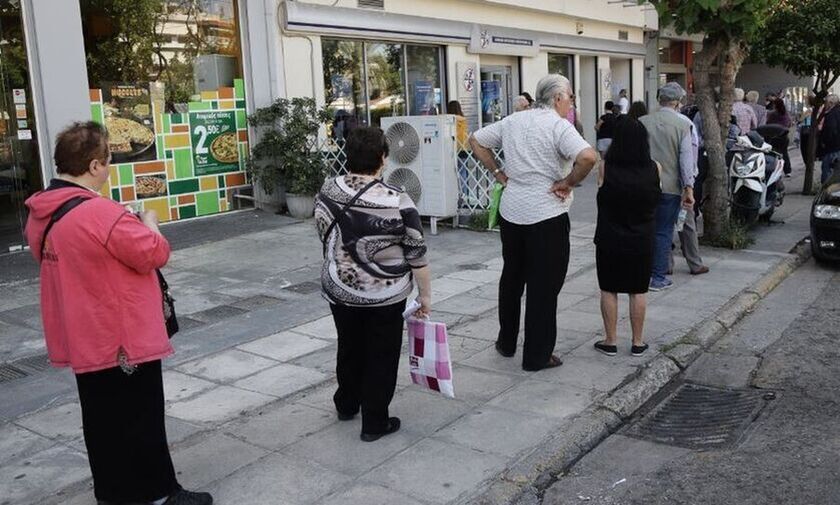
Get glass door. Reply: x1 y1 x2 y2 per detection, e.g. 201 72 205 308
0 0 43 253
480 66 513 124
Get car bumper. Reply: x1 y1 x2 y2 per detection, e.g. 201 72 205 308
811 217 840 260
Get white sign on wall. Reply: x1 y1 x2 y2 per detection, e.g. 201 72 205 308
469 25 540 57
456 62 480 133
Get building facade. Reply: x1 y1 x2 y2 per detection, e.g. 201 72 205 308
0 0 654 253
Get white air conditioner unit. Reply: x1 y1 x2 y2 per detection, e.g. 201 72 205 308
380 115 459 233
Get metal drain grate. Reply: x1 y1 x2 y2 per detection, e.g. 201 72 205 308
12 353 51 373
0 364 28 383
626 383 769 450
458 263 488 271
283 281 321 295
232 295 284 310
189 305 248 323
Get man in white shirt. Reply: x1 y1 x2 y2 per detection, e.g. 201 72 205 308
618 89 630 114
469 74 597 372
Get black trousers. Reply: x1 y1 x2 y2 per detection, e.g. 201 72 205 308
498 214 570 369
75 360 178 503
330 300 406 434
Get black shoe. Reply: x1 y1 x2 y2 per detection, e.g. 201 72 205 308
164 488 213 505
631 343 649 357
495 341 515 357
522 354 562 371
360 417 401 442
337 409 357 421
594 341 617 356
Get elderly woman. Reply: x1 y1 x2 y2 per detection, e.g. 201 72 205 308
469 74 598 371
315 126 432 442
24 122 210 505
746 90 767 127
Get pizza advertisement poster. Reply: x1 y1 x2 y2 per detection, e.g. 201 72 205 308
189 111 239 176
135 174 167 200
102 82 156 163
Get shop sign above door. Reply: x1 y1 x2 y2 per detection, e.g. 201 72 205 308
469 25 540 57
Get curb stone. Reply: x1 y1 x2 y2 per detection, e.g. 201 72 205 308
460 240 811 505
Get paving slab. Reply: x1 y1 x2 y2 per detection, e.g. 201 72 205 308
224 401 336 451
433 406 558 457
365 438 507 504
488 380 594 419
0 444 89 505
443 268 501 284
205 452 352 505
170 432 268 490
166 386 274 425
434 293 498 316
316 482 427 505
0 423 54 465
444 364 519 405
684 352 761 388
15 401 82 442
237 330 331 362
531 355 639 392
284 419 423 477
232 363 327 398
292 315 338 340
387 388 472 435
175 349 278 383
162 371 217 403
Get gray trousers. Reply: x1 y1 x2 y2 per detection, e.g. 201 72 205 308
670 208 705 273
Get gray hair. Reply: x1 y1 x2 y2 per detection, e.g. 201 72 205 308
658 82 686 106
826 94 840 109
535 74 572 109
746 90 759 104
734 88 745 101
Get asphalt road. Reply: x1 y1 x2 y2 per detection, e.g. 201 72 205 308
542 259 840 505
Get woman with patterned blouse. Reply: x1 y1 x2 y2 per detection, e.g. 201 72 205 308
315 126 432 442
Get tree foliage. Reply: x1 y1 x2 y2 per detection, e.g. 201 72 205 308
642 0 772 240
752 0 840 192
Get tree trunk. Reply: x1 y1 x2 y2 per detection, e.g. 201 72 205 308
693 39 727 239
803 102 822 195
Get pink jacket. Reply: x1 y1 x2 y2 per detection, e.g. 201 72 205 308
25 185 173 373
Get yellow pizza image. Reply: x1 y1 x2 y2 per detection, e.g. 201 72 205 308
106 117 154 154
135 176 167 198
210 132 239 163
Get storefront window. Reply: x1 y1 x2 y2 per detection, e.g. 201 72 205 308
322 38 444 129
406 45 442 116
659 40 685 65
80 0 251 222
548 53 574 83
322 38 366 136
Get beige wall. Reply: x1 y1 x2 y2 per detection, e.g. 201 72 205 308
521 53 549 98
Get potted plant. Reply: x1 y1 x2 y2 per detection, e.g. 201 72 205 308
248 97 331 218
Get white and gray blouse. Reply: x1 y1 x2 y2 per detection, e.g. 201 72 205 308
315 174 428 307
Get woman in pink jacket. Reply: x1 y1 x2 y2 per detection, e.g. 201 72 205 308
25 122 211 505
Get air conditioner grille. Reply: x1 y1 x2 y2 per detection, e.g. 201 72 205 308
385 122 420 164
358 0 384 9
386 168 422 205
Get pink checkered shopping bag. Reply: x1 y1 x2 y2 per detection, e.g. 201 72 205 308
407 317 455 398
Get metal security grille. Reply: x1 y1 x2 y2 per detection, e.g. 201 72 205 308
0 364 28 384
626 383 769 450
358 0 384 9
319 139 504 217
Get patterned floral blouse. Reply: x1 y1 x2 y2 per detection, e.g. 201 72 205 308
315 174 428 307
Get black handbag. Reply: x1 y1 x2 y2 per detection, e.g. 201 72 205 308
41 197 178 338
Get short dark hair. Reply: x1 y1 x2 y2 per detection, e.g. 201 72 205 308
54 121 109 176
447 100 464 116
345 126 389 175
521 92 534 105
605 101 615 110
628 101 648 120
605 117 652 166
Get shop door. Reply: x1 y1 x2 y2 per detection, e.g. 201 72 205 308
0 1 43 253
480 66 513 124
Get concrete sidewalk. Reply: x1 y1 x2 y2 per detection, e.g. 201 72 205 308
0 157 815 505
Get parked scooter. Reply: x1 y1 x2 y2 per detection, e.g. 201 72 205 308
728 131 785 224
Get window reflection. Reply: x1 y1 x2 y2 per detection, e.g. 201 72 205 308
406 45 442 116
367 42 405 126
322 38 367 139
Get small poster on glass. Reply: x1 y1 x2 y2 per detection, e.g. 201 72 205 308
101 83 156 163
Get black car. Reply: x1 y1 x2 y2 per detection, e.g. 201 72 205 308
811 160 840 262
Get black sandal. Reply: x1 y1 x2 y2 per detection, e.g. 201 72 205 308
523 354 562 371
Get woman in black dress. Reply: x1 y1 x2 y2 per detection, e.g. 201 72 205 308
594 118 661 357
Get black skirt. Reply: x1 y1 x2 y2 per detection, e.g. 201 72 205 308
75 360 178 503
596 246 652 294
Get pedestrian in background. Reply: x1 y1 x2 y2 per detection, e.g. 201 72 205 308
315 126 432 442
617 89 630 114
639 82 697 291
448 100 472 204
24 122 211 505
819 94 840 184
594 117 661 357
567 93 584 134
767 98 793 129
513 95 531 112
521 91 535 107
628 101 648 120
596 100 618 157
470 74 597 371
747 90 767 127
732 88 758 134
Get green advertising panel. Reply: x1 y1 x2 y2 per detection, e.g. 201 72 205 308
189 110 239 176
